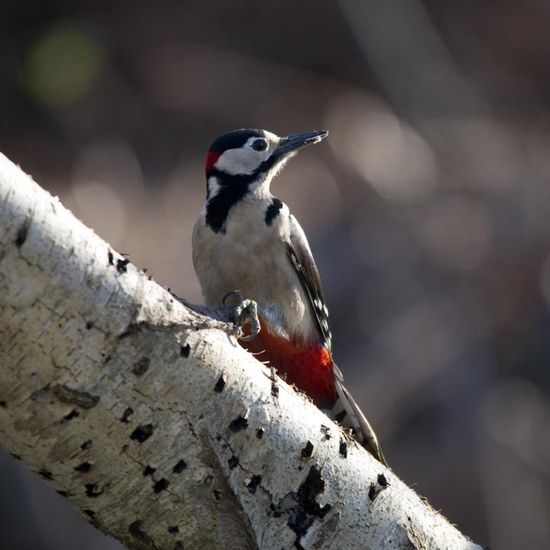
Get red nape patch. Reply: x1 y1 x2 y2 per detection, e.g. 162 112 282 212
205 151 221 173
242 320 337 409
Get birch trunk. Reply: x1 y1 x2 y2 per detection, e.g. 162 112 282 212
0 152 480 550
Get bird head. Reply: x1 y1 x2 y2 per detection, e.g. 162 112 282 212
204 128 328 199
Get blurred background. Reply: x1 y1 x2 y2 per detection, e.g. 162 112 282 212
1 0 549 548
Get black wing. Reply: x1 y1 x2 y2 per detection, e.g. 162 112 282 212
287 216 386 464
286 215 332 350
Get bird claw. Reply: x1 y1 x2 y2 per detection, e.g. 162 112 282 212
223 290 261 341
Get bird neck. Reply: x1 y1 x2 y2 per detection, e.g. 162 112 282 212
204 172 273 233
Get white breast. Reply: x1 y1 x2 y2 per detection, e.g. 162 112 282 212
192 196 317 342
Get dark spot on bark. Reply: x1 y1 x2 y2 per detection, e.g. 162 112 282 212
81 439 93 450
132 357 150 376
39 469 53 480
368 484 377 501
187 421 197 438
213 489 222 500
143 465 156 476
204 474 214 484
121 407 134 423
53 384 99 409
228 455 239 469
271 382 279 397
116 258 130 273
339 439 348 458
85 483 102 498
56 490 68 497
108 251 114 265
15 220 30 248
31 386 49 403
229 415 248 433
377 473 389 487
153 479 169 493
84 508 98 526
174 542 184 550
256 428 264 439
299 467 327 514
61 409 80 423
272 466 331 543
130 424 154 443
75 462 92 473
246 475 262 494
168 526 179 534
0 400 6 408
369 473 390 502
173 459 187 474
103 354 112 365
129 520 152 544
214 374 226 392
10 453 21 460
180 344 190 358
85 320 94 330
301 441 314 459
321 425 331 440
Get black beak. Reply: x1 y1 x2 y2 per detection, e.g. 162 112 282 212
275 130 329 158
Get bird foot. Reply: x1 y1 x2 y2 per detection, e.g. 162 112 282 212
223 290 261 341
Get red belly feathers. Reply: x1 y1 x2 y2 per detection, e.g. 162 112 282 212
242 319 337 409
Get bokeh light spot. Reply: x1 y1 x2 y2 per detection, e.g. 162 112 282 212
24 22 104 107
325 92 438 202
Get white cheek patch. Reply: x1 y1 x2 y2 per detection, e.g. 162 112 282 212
216 148 264 175
215 133 281 176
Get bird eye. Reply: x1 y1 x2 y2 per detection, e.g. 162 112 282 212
252 138 268 151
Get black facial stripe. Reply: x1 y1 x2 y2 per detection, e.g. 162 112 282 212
208 129 265 153
265 198 283 226
205 179 249 233
205 156 282 233
208 168 261 188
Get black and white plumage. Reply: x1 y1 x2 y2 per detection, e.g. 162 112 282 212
192 128 385 464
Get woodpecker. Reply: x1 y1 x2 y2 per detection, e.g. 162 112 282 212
192 128 385 464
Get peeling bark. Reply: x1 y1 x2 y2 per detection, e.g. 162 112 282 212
0 153 481 550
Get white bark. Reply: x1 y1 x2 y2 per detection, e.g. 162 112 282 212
0 152 480 550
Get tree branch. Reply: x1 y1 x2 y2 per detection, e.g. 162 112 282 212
0 152 480 549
